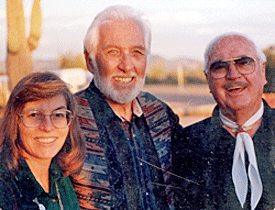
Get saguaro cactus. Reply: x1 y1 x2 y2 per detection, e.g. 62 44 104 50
6 0 42 90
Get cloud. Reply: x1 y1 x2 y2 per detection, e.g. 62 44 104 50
47 17 89 29
148 11 171 23
173 10 207 24
195 28 214 35
0 9 5 19
149 9 207 25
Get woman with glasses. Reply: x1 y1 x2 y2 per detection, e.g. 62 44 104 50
0 72 85 209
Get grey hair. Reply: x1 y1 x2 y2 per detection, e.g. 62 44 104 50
84 5 151 62
203 32 266 73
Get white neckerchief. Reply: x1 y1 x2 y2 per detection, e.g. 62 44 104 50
219 102 264 210
33 198 46 210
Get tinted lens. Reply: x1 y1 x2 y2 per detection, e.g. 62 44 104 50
234 56 255 74
210 61 228 72
209 61 229 78
234 56 255 66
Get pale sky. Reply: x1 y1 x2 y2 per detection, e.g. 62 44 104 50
1 0 275 61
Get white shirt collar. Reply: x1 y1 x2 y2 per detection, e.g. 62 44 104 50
113 98 143 122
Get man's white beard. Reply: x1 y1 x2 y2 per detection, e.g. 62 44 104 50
93 70 145 104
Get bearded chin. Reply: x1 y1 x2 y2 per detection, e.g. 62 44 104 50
94 73 145 104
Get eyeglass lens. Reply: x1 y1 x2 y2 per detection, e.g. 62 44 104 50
209 56 255 79
21 110 72 128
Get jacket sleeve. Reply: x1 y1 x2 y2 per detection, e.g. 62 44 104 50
172 121 209 209
0 177 17 210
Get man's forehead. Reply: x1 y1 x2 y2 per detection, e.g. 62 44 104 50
208 36 256 61
215 36 251 49
98 19 145 46
99 19 143 35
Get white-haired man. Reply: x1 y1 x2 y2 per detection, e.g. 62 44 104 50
173 33 275 210
72 5 181 210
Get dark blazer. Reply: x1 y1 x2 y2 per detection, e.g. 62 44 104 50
173 100 275 210
73 80 181 209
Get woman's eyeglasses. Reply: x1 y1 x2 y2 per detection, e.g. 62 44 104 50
20 109 73 129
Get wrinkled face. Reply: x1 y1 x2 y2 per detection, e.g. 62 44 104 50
91 19 147 104
205 36 267 117
19 95 69 162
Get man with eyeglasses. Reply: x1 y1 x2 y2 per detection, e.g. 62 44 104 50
173 32 275 210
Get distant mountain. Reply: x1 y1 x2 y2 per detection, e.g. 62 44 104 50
168 57 203 71
148 54 203 74
0 55 202 75
0 59 59 74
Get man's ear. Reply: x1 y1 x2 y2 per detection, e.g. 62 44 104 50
205 72 209 82
204 72 212 94
84 50 94 74
262 62 267 86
